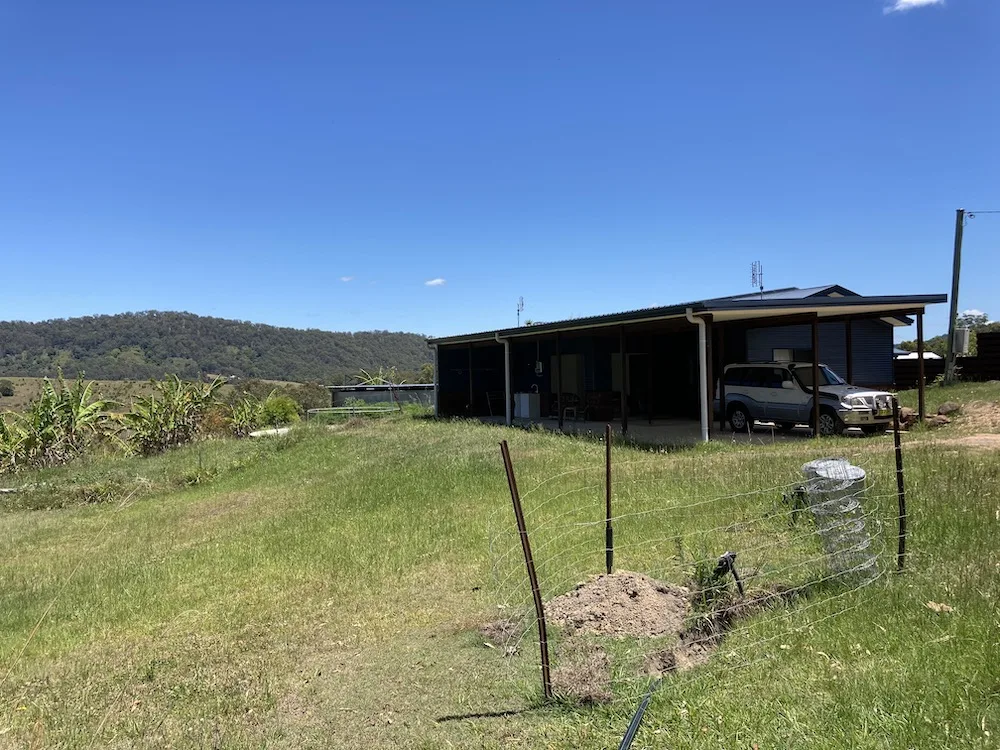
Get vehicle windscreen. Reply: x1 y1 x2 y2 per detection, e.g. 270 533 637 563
794 365 846 388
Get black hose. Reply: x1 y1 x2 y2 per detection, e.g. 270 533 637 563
617 678 662 750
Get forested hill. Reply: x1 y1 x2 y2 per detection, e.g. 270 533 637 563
0 312 431 383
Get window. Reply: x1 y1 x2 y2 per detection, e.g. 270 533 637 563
743 368 769 387
760 368 785 388
724 367 748 386
794 365 847 388
773 348 812 362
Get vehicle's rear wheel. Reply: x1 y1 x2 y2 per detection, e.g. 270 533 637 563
815 409 844 437
860 424 885 436
728 404 752 432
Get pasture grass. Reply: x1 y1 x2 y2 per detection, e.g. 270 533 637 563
0 413 997 748
896 379 1000 420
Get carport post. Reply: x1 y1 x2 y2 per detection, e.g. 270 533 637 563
431 344 439 418
467 345 474 416
917 312 926 420
495 333 512 426
556 332 563 431
718 327 726 433
812 318 821 438
705 317 713 440
845 320 854 384
620 326 629 435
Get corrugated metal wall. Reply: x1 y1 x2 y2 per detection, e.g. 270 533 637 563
745 320 893 386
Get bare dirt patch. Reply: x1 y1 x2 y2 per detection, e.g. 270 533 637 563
928 433 1000 450
550 636 613 704
478 618 520 655
480 572 796 703
545 571 691 639
956 401 1000 433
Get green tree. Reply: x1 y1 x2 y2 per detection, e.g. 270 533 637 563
900 311 996 358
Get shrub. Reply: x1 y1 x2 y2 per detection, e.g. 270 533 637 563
261 394 300 426
288 381 330 413
0 380 13 397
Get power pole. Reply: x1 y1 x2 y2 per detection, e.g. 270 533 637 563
944 208 965 384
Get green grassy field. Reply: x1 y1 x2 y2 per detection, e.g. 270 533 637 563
0 406 998 748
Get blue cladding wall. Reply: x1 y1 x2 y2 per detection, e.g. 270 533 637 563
745 320 894 386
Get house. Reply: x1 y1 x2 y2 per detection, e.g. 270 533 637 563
427 285 947 441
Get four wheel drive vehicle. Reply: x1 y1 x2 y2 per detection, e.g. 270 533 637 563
715 362 895 437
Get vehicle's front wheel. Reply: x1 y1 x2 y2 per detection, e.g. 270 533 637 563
728 404 752 433
816 409 844 437
860 424 885 436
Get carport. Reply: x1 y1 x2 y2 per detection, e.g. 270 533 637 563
429 286 947 441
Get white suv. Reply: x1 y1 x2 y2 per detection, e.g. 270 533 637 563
716 362 894 436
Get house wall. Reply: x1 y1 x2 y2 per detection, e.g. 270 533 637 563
745 319 894 386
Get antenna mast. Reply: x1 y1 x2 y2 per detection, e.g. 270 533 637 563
517 296 525 326
751 261 764 300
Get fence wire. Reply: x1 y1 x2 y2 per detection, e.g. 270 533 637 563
485 437 903 714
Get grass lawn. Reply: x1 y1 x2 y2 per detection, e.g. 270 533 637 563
896 379 1000 424
0 408 998 748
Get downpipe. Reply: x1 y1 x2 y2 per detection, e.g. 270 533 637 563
685 308 709 443
495 333 512 426
430 343 439 418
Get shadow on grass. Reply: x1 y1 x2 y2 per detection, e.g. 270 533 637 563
435 707 536 722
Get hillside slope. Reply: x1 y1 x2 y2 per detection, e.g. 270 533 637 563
0 311 430 383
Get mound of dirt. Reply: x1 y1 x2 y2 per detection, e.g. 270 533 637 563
959 400 1000 432
545 571 691 639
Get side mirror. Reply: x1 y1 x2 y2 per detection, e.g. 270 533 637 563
782 380 796 389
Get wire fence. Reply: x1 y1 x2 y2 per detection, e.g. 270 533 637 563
484 427 907 734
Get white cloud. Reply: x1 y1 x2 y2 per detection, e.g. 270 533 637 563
425 278 446 287
340 276 354 282
962 308 985 317
884 0 944 14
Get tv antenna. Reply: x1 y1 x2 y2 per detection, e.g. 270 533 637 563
517 296 525 326
751 261 764 299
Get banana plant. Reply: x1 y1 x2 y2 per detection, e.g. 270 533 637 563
121 376 225 455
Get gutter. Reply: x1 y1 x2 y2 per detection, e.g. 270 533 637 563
685 308 710 443
494 333 512 426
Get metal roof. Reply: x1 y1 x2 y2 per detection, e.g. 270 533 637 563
428 286 947 346
716 284 857 301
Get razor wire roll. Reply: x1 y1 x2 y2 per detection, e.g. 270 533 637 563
800 458 878 583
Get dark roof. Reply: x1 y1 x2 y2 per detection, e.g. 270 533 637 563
714 284 858 301
428 285 947 346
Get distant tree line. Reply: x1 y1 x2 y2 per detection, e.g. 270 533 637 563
0 311 432 384
899 311 1000 358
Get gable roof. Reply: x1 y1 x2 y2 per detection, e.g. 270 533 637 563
714 284 858 302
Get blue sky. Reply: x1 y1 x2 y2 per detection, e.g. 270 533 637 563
1 1 997 340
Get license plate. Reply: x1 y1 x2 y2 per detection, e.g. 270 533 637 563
877 409 891 417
